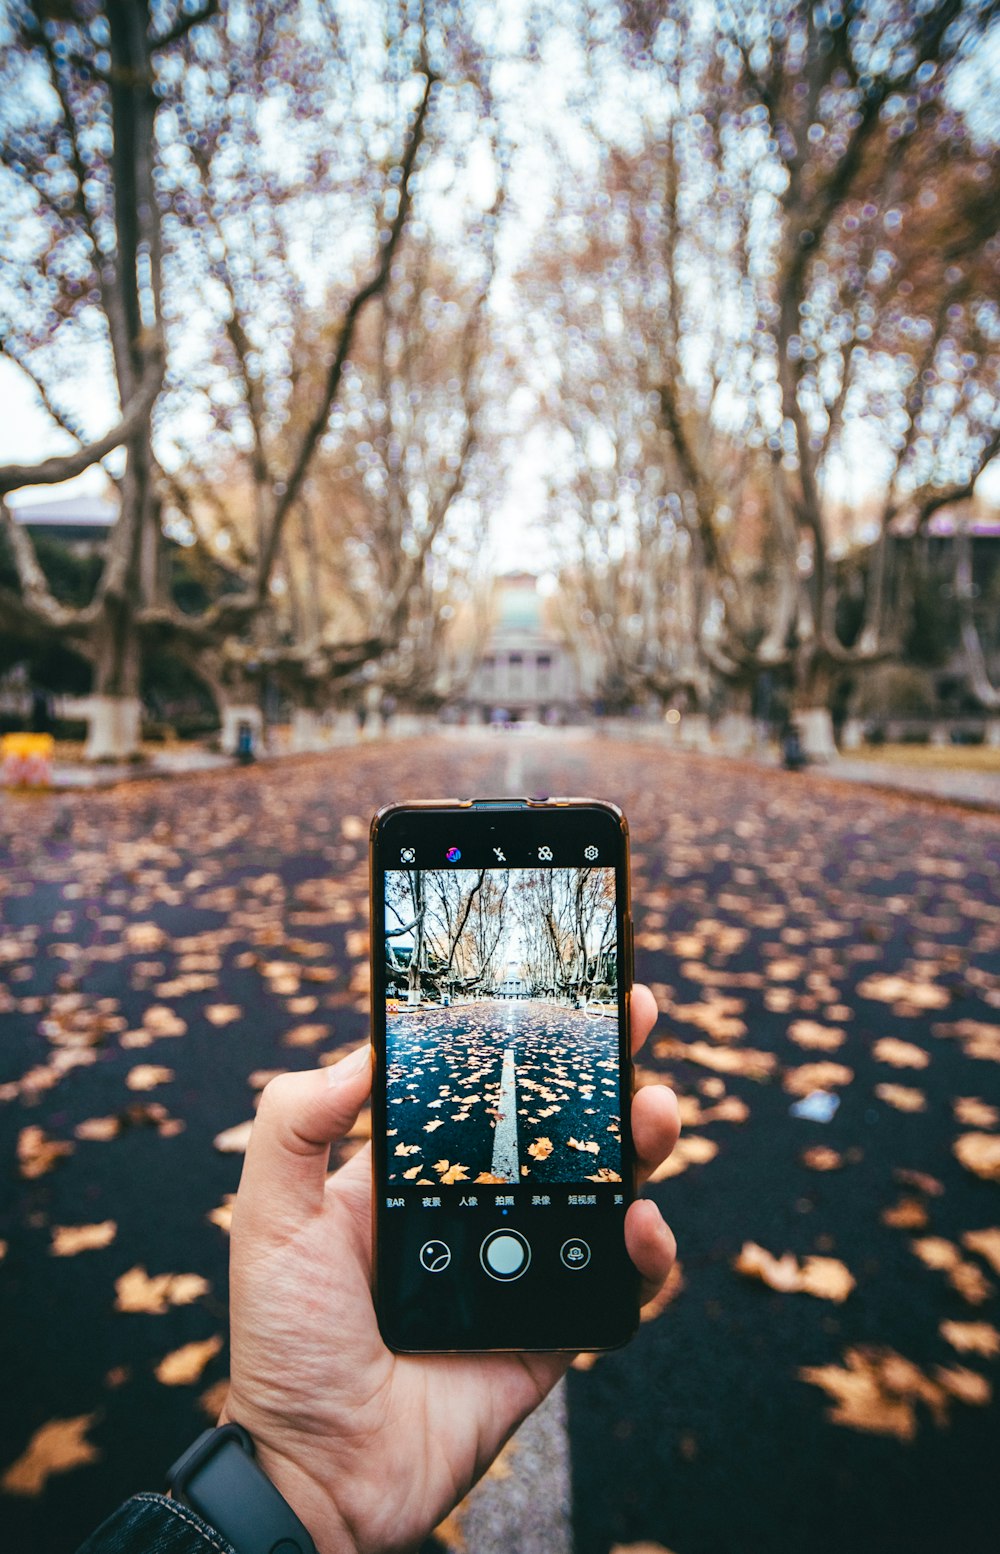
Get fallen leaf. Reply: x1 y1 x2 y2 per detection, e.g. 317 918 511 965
783 1063 853 1097
142 1005 187 1038
50 1222 117 1257
954 1133 1000 1182
283 1023 329 1048
734 1242 855 1302
126 1064 174 1092
939 1320 1000 1357
653 1038 776 1080
1 1414 99 1496
910 1238 994 1304
856 974 949 1010
801 1147 843 1172
527 1136 554 1160
881 1198 929 1230
893 1168 944 1197
647 1135 719 1182
873 1038 930 1070
962 1228 1000 1277
199 1378 231 1421
204 1005 242 1027
788 1021 845 1051
934 1366 991 1407
875 1083 926 1113
799 1347 947 1441
17 1126 73 1179
213 1120 254 1154
155 1335 223 1386
567 1137 600 1154
74 1117 120 1141
954 1097 1000 1129
115 1267 210 1314
207 1196 235 1234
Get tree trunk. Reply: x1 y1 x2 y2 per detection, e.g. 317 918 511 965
85 599 143 761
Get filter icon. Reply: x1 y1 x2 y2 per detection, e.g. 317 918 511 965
445 846 462 862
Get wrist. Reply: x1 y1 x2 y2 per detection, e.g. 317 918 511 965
214 1401 357 1554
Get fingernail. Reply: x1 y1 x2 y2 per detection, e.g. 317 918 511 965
327 1045 370 1085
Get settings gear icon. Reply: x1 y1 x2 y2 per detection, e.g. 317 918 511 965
584 845 599 861
538 845 553 861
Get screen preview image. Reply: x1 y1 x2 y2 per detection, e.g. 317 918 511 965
383 864 622 1193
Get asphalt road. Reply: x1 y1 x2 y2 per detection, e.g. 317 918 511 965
1 733 998 1554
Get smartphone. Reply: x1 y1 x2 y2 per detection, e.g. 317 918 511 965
369 796 637 1353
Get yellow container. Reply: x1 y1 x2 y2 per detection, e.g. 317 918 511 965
1 732 55 789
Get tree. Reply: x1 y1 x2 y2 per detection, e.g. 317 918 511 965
0 1 454 756
385 867 508 1005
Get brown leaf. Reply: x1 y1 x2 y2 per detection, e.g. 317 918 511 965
893 1168 945 1197
586 1167 623 1182
873 1038 930 1070
424 1120 445 1132
647 1135 719 1181
1 1414 99 1496
962 1228 1000 1276
213 1120 254 1154
954 1097 1000 1129
206 1196 235 1234
74 1116 120 1141
17 1125 73 1179
50 1222 117 1257
566 1137 601 1154
799 1348 945 1441
939 1320 1000 1357
653 1037 776 1080
115 1266 210 1314
434 1160 470 1184
126 1064 174 1092
474 1172 508 1184
801 1147 843 1172
142 1005 187 1038
395 1142 421 1156
527 1136 554 1160
283 1023 329 1048
734 1242 855 1302
155 1335 223 1386
783 1063 853 1096
934 1366 991 1407
204 1004 242 1027
857 974 949 1010
199 1378 231 1421
953 1133 1000 1182
881 1198 929 1230
875 1083 926 1113
788 1020 845 1051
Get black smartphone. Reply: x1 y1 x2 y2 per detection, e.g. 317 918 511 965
369 796 637 1353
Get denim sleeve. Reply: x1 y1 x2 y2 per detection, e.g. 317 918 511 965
75 1492 237 1554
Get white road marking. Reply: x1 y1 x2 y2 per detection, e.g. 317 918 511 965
491 1043 520 1182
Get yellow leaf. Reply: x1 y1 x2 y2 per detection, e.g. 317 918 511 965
784 1063 853 1096
566 1137 600 1154
206 1196 235 1234
283 1023 329 1048
875 1083 926 1112
954 1097 999 1129
788 1021 845 1051
527 1136 554 1160
17 1125 73 1179
126 1064 174 1092
954 1133 1000 1181
734 1242 855 1303
647 1135 719 1182
204 1005 242 1027
115 1266 209 1314
873 1038 930 1070
155 1335 223 1386
962 1228 1000 1276
1 1414 99 1496
939 1320 1000 1357
881 1198 928 1230
801 1147 843 1172
50 1222 117 1257
213 1120 254 1153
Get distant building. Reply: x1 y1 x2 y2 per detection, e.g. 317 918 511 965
8 493 118 555
460 573 596 723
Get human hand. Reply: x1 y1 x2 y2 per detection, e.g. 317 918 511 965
222 983 679 1554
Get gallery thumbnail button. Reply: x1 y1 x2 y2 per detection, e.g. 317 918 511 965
480 1229 531 1281
419 1240 452 1273
560 1238 591 1270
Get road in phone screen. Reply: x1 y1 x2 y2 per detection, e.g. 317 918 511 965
384 865 621 1188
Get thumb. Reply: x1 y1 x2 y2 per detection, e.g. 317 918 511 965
233 1046 372 1235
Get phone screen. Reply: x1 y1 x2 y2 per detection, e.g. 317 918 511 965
370 799 637 1353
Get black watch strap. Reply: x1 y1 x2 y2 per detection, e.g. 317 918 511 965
167 1423 318 1554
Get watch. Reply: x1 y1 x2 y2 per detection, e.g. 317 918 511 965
167 1422 319 1554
